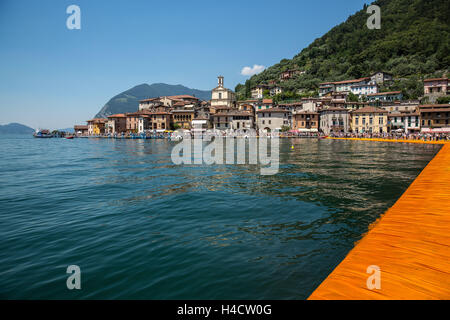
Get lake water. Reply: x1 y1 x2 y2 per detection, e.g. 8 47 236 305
0 135 441 299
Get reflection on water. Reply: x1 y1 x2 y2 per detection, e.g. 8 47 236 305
0 135 441 299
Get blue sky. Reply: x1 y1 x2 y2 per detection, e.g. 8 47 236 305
0 0 369 129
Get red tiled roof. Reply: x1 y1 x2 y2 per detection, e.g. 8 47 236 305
351 106 388 113
87 118 107 123
107 114 127 118
333 77 370 85
256 108 287 113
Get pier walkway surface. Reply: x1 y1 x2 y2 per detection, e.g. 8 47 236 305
309 138 450 300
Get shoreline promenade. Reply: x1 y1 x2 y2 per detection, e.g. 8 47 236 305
309 137 450 299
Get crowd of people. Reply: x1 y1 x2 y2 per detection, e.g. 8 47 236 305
329 131 450 141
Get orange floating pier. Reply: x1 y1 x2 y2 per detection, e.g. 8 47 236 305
309 138 450 300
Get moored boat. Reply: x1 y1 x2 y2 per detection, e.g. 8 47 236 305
33 130 54 138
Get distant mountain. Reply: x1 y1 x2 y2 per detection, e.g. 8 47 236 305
0 123 35 134
94 83 211 118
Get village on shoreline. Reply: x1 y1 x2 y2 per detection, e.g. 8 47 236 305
71 73 450 141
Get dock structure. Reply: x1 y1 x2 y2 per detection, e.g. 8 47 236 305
309 138 450 300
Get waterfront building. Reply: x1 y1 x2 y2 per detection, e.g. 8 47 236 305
277 102 302 127
256 108 290 132
419 104 450 133
292 110 319 133
107 114 127 134
230 111 255 131
211 110 254 131
74 125 88 136
423 78 449 103
388 111 420 133
136 111 172 132
125 112 142 133
350 106 388 133
370 71 393 85
319 107 350 135
191 117 210 132
210 112 232 131
366 91 403 102
147 111 172 131
87 118 107 135
172 109 195 129
211 76 236 108
381 101 419 113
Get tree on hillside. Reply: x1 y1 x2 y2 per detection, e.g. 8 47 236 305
347 92 359 102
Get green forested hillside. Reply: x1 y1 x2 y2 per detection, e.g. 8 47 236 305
237 0 449 100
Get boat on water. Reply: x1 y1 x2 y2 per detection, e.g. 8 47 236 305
33 130 54 138
65 135 74 139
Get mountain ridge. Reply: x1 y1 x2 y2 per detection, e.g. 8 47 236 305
0 123 35 134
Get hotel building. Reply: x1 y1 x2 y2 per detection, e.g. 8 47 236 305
351 106 388 133
319 107 350 135
419 104 450 133
256 108 290 132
